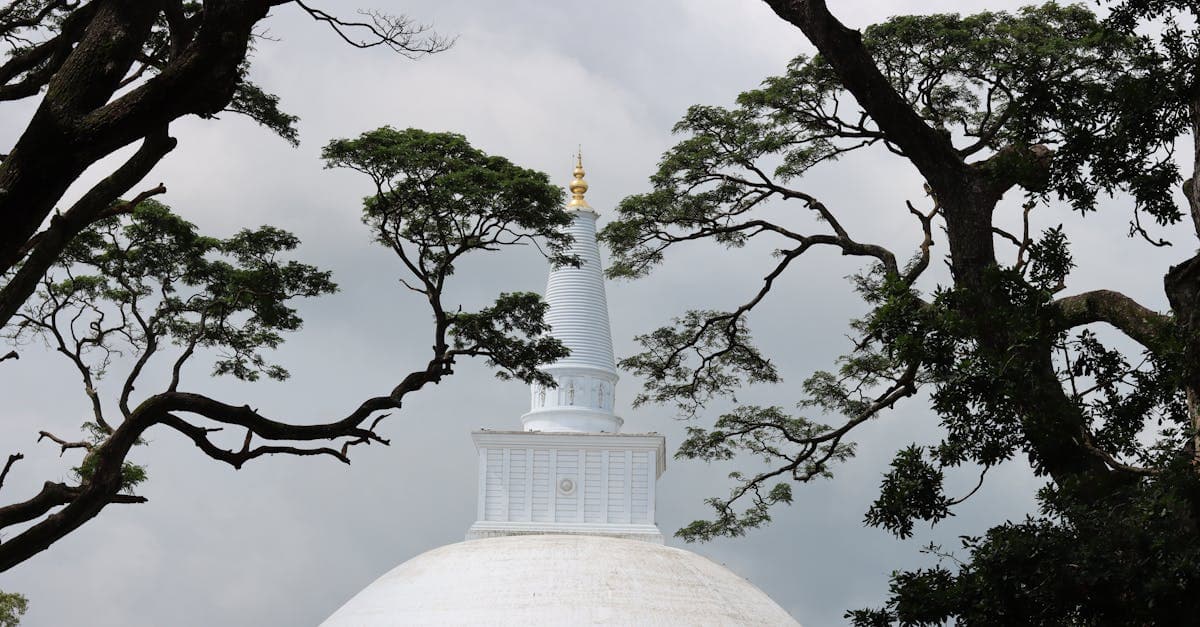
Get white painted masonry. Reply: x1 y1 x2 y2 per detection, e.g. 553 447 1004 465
320 535 800 626
522 157 623 433
466 430 666 542
468 157 668 541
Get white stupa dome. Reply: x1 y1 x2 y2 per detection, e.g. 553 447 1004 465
321 534 800 626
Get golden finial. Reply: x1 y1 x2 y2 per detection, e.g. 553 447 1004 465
568 148 590 209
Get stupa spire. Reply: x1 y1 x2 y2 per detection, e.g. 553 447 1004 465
466 151 664 544
522 153 621 433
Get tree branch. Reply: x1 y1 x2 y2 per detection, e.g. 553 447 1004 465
36 431 90 456
1052 289 1171 352
0 129 176 329
0 454 23 492
760 0 966 192
292 1 453 57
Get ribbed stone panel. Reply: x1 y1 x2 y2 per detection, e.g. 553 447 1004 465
544 210 616 374
523 208 622 433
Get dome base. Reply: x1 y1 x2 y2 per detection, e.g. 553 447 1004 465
321 535 801 626
466 521 664 543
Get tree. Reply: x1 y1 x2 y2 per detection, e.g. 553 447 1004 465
0 127 573 571
601 1 1200 623
0 0 451 328
0 591 25 627
0 0 466 575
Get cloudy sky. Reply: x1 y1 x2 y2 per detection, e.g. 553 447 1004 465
1 1 1193 625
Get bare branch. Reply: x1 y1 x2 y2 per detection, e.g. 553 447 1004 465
36 431 90 456
293 1 453 58
0 480 144 530
0 453 23 492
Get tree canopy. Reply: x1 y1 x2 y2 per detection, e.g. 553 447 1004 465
0 124 573 573
0 0 537 585
602 1 1200 623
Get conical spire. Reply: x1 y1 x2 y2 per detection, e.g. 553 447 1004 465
522 153 621 433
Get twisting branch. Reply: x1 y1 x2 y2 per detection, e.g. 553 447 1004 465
903 192 940 285
676 360 922 540
0 454 23 492
945 466 989 506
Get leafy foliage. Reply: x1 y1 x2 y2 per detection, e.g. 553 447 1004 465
865 446 952 539
620 310 779 416
0 590 26 627
448 292 569 384
12 200 336 385
323 127 576 385
603 1 1200 622
851 467 1200 626
4 200 337 501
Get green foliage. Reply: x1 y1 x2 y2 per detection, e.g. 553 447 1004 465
227 71 300 147
33 200 338 383
1025 225 1073 291
602 3 1188 281
448 292 569 385
851 467 1200 625
0 590 26 627
860 4 1186 223
865 446 952 539
73 454 147 495
143 6 301 145
604 2 1200 622
5 200 335 498
323 127 574 271
72 423 149 493
675 405 853 541
619 310 778 416
323 127 575 385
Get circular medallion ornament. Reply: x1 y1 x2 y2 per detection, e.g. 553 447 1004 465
558 477 576 495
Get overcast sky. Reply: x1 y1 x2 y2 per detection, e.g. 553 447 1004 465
1 1 1193 625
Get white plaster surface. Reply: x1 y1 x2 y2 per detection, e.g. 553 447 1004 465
523 209 623 433
467 430 666 541
320 534 802 626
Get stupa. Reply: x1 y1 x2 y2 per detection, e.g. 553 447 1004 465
320 155 801 626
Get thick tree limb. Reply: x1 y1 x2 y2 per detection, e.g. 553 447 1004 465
0 480 145 530
0 128 176 328
760 0 966 192
758 0 1119 491
0 0 267 274
1053 290 1171 351
0 2 96 100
